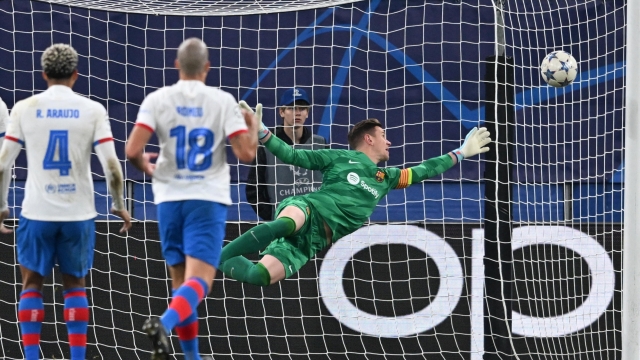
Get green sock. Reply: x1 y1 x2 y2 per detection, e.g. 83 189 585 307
221 256 271 286
220 217 296 263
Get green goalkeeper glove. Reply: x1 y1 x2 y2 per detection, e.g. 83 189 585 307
452 127 491 162
238 100 269 140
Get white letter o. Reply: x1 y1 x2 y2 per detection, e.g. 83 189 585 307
511 226 615 337
319 224 464 338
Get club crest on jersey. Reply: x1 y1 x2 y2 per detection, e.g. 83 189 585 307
375 170 385 183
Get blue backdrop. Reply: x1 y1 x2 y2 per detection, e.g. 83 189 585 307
0 0 625 222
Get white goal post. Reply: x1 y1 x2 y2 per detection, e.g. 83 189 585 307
623 0 639 359
34 0 365 16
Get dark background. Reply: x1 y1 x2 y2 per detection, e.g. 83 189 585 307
0 222 622 359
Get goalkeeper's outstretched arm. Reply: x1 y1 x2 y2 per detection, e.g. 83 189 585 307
239 101 334 171
395 127 491 188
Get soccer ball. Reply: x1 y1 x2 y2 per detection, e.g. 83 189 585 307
540 50 578 87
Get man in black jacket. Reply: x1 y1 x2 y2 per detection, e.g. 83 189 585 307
245 88 326 220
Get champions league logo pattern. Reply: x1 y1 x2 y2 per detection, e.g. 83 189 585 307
277 165 317 197
289 165 308 177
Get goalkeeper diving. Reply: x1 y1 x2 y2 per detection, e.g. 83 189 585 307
220 102 491 286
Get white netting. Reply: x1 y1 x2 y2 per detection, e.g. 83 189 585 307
34 0 364 16
0 0 625 359
495 0 624 358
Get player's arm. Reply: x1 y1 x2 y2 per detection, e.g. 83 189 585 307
125 125 156 176
229 103 258 163
0 138 21 212
0 99 11 233
0 103 24 226
391 127 491 188
95 141 130 232
392 154 456 189
126 97 158 176
238 101 332 170
262 135 333 170
94 106 131 232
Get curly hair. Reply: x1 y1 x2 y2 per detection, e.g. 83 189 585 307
41 44 78 79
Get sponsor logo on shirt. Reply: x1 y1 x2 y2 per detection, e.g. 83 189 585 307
176 106 203 117
174 174 205 180
37 109 80 118
57 184 76 194
347 172 360 185
44 183 77 194
360 181 380 199
347 172 379 199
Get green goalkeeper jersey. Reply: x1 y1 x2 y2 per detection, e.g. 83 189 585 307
263 135 455 241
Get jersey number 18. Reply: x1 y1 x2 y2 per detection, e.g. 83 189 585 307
170 126 214 171
43 130 72 176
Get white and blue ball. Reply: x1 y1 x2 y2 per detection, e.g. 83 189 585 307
540 50 578 87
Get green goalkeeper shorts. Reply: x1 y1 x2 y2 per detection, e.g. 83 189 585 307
261 196 328 278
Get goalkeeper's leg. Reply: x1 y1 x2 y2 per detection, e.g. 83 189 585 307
220 205 305 285
219 214 298 263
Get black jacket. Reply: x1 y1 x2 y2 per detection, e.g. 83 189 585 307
245 126 323 220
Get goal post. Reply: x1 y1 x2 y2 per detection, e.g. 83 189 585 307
623 0 640 358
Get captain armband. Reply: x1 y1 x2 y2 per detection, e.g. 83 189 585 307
395 168 412 189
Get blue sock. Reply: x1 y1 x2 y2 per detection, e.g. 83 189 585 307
18 289 44 360
172 289 201 360
63 288 89 360
160 277 208 332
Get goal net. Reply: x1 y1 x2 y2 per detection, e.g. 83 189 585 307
0 0 624 359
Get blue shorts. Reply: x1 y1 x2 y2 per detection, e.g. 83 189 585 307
17 216 96 278
157 200 227 268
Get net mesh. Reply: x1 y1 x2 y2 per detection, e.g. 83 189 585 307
0 0 625 359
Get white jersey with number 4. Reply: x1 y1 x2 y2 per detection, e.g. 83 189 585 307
135 80 248 205
6 85 114 221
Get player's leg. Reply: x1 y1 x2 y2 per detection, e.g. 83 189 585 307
146 200 223 360
219 199 305 265
18 266 45 360
258 205 306 283
165 201 222 360
260 203 331 284
219 199 305 285
142 201 185 359
16 217 55 360
57 219 96 360
154 261 202 360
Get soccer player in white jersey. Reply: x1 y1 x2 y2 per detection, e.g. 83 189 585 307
126 38 258 360
0 44 131 360
0 96 13 234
